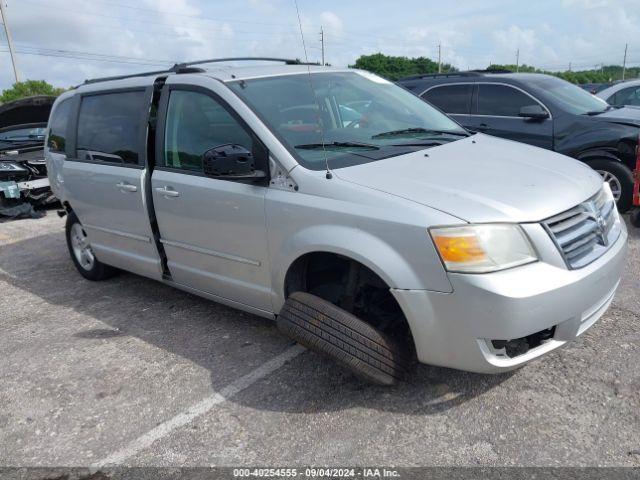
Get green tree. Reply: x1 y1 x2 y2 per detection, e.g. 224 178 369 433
0 80 66 104
350 53 455 80
487 63 538 73
352 54 640 86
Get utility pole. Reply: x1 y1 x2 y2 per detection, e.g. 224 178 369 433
622 43 628 80
515 49 520 72
437 43 442 73
568 62 572 72
0 0 20 83
319 26 324 66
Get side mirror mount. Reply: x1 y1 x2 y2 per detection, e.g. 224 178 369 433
202 144 266 180
519 104 550 120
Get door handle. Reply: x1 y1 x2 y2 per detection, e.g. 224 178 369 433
116 182 138 192
155 186 180 198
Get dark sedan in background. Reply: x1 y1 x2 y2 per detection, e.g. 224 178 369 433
398 72 640 211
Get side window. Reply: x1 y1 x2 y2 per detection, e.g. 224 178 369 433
162 90 253 172
477 84 543 117
612 87 640 106
421 84 472 114
47 98 72 153
77 91 146 165
627 87 640 106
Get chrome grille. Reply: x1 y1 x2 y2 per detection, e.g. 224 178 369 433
543 188 621 269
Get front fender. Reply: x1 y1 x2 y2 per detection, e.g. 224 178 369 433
270 224 452 312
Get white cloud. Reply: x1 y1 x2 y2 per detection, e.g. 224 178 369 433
247 0 277 14
319 11 343 37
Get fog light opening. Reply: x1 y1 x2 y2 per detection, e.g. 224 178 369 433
491 326 556 358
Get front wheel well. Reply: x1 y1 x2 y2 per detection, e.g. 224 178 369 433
283 252 414 347
578 147 635 170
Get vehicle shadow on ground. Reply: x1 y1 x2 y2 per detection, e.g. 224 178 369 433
0 231 513 416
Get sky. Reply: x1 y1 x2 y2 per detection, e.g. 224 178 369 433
0 0 639 90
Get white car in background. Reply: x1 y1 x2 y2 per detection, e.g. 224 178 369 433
597 79 640 107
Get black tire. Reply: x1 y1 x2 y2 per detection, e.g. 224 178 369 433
587 159 634 213
631 209 640 228
65 211 118 281
277 291 412 385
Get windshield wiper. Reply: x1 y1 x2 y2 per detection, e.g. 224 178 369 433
585 105 615 116
389 141 444 147
295 141 380 150
372 127 468 139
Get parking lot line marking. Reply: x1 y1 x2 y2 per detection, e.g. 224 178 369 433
92 344 306 467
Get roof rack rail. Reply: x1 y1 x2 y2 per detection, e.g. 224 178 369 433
82 68 175 85
175 57 318 68
399 68 513 82
399 71 483 81
82 57 319 85
470 68 513 74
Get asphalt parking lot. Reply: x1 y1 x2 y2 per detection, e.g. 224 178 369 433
1 213 639 468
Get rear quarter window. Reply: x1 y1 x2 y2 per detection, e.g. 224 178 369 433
76 91 146 165
47 98 72 153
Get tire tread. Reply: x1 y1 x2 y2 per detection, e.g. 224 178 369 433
277 292 411 385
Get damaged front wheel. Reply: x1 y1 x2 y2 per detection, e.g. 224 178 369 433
65 211 117 281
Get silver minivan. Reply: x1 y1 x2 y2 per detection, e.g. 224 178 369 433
46 59 627 385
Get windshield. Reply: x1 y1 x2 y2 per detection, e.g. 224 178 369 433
228 71 468 170
528 75 610 115
0 126 46 142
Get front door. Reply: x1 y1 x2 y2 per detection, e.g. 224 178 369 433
63 89 163 280
469 83 554 150
151 85 272 312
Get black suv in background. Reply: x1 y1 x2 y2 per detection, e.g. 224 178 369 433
398 72 640 211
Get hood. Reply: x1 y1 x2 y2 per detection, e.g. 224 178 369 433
335 134 602 223
0 95 55 129
591 106 640 127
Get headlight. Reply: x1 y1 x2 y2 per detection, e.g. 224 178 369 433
602 180 622 225
602 180 615 204
0 161 27 172
429 224 538 273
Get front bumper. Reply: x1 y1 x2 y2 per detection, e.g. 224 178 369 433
392 222 628 373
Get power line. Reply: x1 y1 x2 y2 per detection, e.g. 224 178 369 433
25 0 300 28
0 46 169 67
13 43 175 64
20 0 305 38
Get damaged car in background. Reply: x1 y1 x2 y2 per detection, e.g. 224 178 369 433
0 95 58 218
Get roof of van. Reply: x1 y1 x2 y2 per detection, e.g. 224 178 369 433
74 64 353 94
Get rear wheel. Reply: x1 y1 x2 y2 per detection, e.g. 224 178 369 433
588 159 634 212
277 291 412 385
631 209 640 228
65 211 117 281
